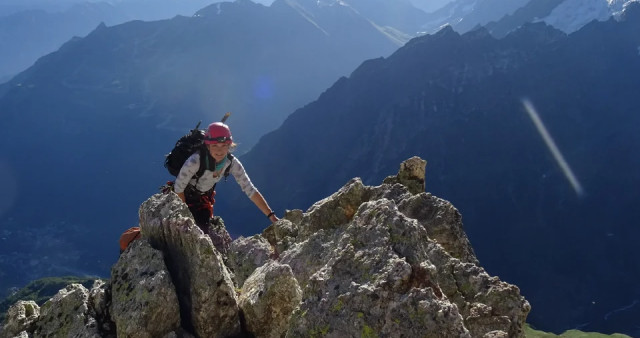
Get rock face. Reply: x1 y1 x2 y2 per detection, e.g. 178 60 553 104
227 236 272 288
276 159 528 337
110 240 180 338
1 301 39 338
32 284 102 338
0 157 529 337
239 262 302 338
138 192 241 338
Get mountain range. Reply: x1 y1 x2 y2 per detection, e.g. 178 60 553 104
420 0 637 37
0 0 228 82
5 0 632 84
0 2 123 83
217 2 640 335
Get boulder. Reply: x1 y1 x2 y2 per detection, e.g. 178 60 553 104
110 239 180 338
383 155 427 194
227 235 272 288
398 193 478 264
1 301 39 338
239 262 302 338
32 284 100 338
262 217 300 255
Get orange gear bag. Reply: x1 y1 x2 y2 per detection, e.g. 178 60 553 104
119 226 142 254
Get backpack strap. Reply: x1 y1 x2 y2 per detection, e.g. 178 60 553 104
209 153 234 192
182 146 210 192
193 152 235 192
196 149 232 179
195 146 210 180
222 153 234 181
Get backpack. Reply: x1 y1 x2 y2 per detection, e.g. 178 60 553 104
119 226 141 254
164 122 234 185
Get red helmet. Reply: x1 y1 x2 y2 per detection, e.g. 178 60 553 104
204 122 233 144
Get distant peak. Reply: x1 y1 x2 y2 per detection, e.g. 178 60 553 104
462 26 493 40
435 24 455 36
505 21 566 44
617 0 640 21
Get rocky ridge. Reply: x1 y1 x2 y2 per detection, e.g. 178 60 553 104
0 157 529 337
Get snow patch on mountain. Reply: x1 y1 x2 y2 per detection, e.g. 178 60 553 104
538 0 609 33
613 0 640 17
539 0 635 33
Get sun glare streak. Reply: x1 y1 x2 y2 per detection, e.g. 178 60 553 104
522 98 585 198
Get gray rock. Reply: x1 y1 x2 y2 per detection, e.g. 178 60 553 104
110 239 180 338
301 178 368 238
32 284 100 338
239 262 302 338
88 280 107 319
86 280 114 334
278 156 529 337
284 198 472 337
398 192 478 264
4 331 29 338
262 218 299 256
383 156 427 194
448 263 530 337
282 209 304 226
139 192 241 338
1 301 39 338
228 235 272 287
202 217 233 256
483 330 509 338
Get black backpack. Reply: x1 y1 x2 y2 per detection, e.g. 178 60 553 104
164 122 234 184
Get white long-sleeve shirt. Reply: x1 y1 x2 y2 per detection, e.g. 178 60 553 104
173 152 258 198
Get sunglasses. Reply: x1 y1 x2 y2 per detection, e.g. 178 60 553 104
205 136 231 143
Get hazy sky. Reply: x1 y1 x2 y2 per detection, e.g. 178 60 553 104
0 0 272 17
0 0 456 17
409 0 456 13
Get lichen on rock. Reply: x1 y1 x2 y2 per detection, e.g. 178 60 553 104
239 261 302 338
383 156 427 194
110 239 180 338
1 300 39 338
227 235 272 288
32 283 101 338
139 192 241 337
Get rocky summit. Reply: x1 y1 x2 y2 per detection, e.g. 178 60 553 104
0 157 530 338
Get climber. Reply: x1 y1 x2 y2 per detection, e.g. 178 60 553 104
172 121 279 233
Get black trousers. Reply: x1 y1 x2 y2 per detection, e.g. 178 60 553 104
184 185 215 228
183 185 231 254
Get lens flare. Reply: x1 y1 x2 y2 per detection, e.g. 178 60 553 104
522 98 585 197
253 75 274 100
